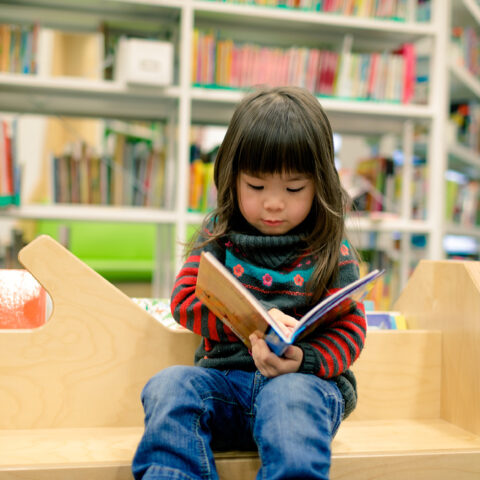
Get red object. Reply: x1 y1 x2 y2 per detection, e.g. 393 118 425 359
0 269 47 329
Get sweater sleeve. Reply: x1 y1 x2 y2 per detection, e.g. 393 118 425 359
170 226 239 343
297 242 367 379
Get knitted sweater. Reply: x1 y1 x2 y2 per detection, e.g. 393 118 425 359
170 224 366 417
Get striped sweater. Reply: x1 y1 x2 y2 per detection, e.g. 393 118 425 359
170 224 366 417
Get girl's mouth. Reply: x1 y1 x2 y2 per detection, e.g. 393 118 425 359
263 220 283 226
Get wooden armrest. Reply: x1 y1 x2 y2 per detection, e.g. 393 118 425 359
0 235 199 430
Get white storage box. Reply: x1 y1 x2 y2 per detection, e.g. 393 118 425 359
115 37 173 86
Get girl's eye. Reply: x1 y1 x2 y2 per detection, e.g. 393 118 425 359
287 186 305 193
247 183 264 191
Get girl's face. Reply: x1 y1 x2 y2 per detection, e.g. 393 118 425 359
236 171 315 235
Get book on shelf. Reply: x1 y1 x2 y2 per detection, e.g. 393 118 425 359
366 310 407 330
192 29 417 104
212 0 410 21
450 102 480 153
195 251 384 356
0 118 20 207
0 269 47 329
0 23 39 74
50 122 171 208
352 156 398 214
188 147 217 213
451 26 480 77
445 172 480 228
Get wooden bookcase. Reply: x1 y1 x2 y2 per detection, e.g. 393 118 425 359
0 0 455 298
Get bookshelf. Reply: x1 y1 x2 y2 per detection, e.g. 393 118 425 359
0 0 449 300
445 0 480 256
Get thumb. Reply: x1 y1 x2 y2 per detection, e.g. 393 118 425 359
283 345 303 362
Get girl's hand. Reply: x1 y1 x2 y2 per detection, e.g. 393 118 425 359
268 308 298 338
249 333 303 378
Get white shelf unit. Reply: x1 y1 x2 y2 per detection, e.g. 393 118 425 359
446 0 480 248
0 0 448 296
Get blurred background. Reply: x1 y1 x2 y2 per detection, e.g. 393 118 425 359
0 0 478 315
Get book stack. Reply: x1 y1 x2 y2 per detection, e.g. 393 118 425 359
192 29 417 104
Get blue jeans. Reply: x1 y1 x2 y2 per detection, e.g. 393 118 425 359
132 366 344 480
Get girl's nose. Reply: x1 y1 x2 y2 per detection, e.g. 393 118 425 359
264 195 285 211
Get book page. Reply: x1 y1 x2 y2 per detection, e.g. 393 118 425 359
291 269 384 342
195 252 288 348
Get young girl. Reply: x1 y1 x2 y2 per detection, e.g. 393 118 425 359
132 86 366 480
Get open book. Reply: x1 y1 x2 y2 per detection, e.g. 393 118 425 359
195 251 384 356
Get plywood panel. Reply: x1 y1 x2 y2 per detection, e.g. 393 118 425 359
394 260 480 435
0 236 200 429
1 420 480 480
350 330 441 420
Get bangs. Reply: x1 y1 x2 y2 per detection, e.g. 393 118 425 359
234 106 315 175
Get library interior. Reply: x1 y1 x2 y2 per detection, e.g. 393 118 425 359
1 1 480 479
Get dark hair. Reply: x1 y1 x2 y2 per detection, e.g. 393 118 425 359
197 86 351 302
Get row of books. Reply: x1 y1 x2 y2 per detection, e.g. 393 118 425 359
359 248 400 310
445 173 480 228
189 158 216 213
211 0 410 21
349 155 427 219
213 0 432 21
188 139 217 212
353 157 399 213
450 102 480 154
451 26 480 78
193 30 417 104
0 118 21 207
0 23 39 74
51 129 172 208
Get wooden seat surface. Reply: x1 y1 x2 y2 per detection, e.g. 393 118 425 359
1 419 480 480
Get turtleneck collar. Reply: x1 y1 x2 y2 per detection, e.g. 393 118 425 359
228 231 308 269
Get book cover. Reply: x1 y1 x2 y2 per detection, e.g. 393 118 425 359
0 269 47 329
195 251 383 355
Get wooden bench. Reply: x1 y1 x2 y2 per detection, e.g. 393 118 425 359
1 235 479 479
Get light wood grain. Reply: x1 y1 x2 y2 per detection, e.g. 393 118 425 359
0 235 200 429
394 260 480 435
1 419 480 480
1 238 480 480
351 330 441 420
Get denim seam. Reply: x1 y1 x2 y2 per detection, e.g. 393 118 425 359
252 373 267 480
200 394 238 408
194 398 213 480
251 371 265 414
145 465 199 480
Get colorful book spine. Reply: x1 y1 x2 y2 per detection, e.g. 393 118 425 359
0 118 20 207
0 23 38 74
192 29 417 104
210 0 411 20
51 123 169 208
452 26 480 77
0 269 47 329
